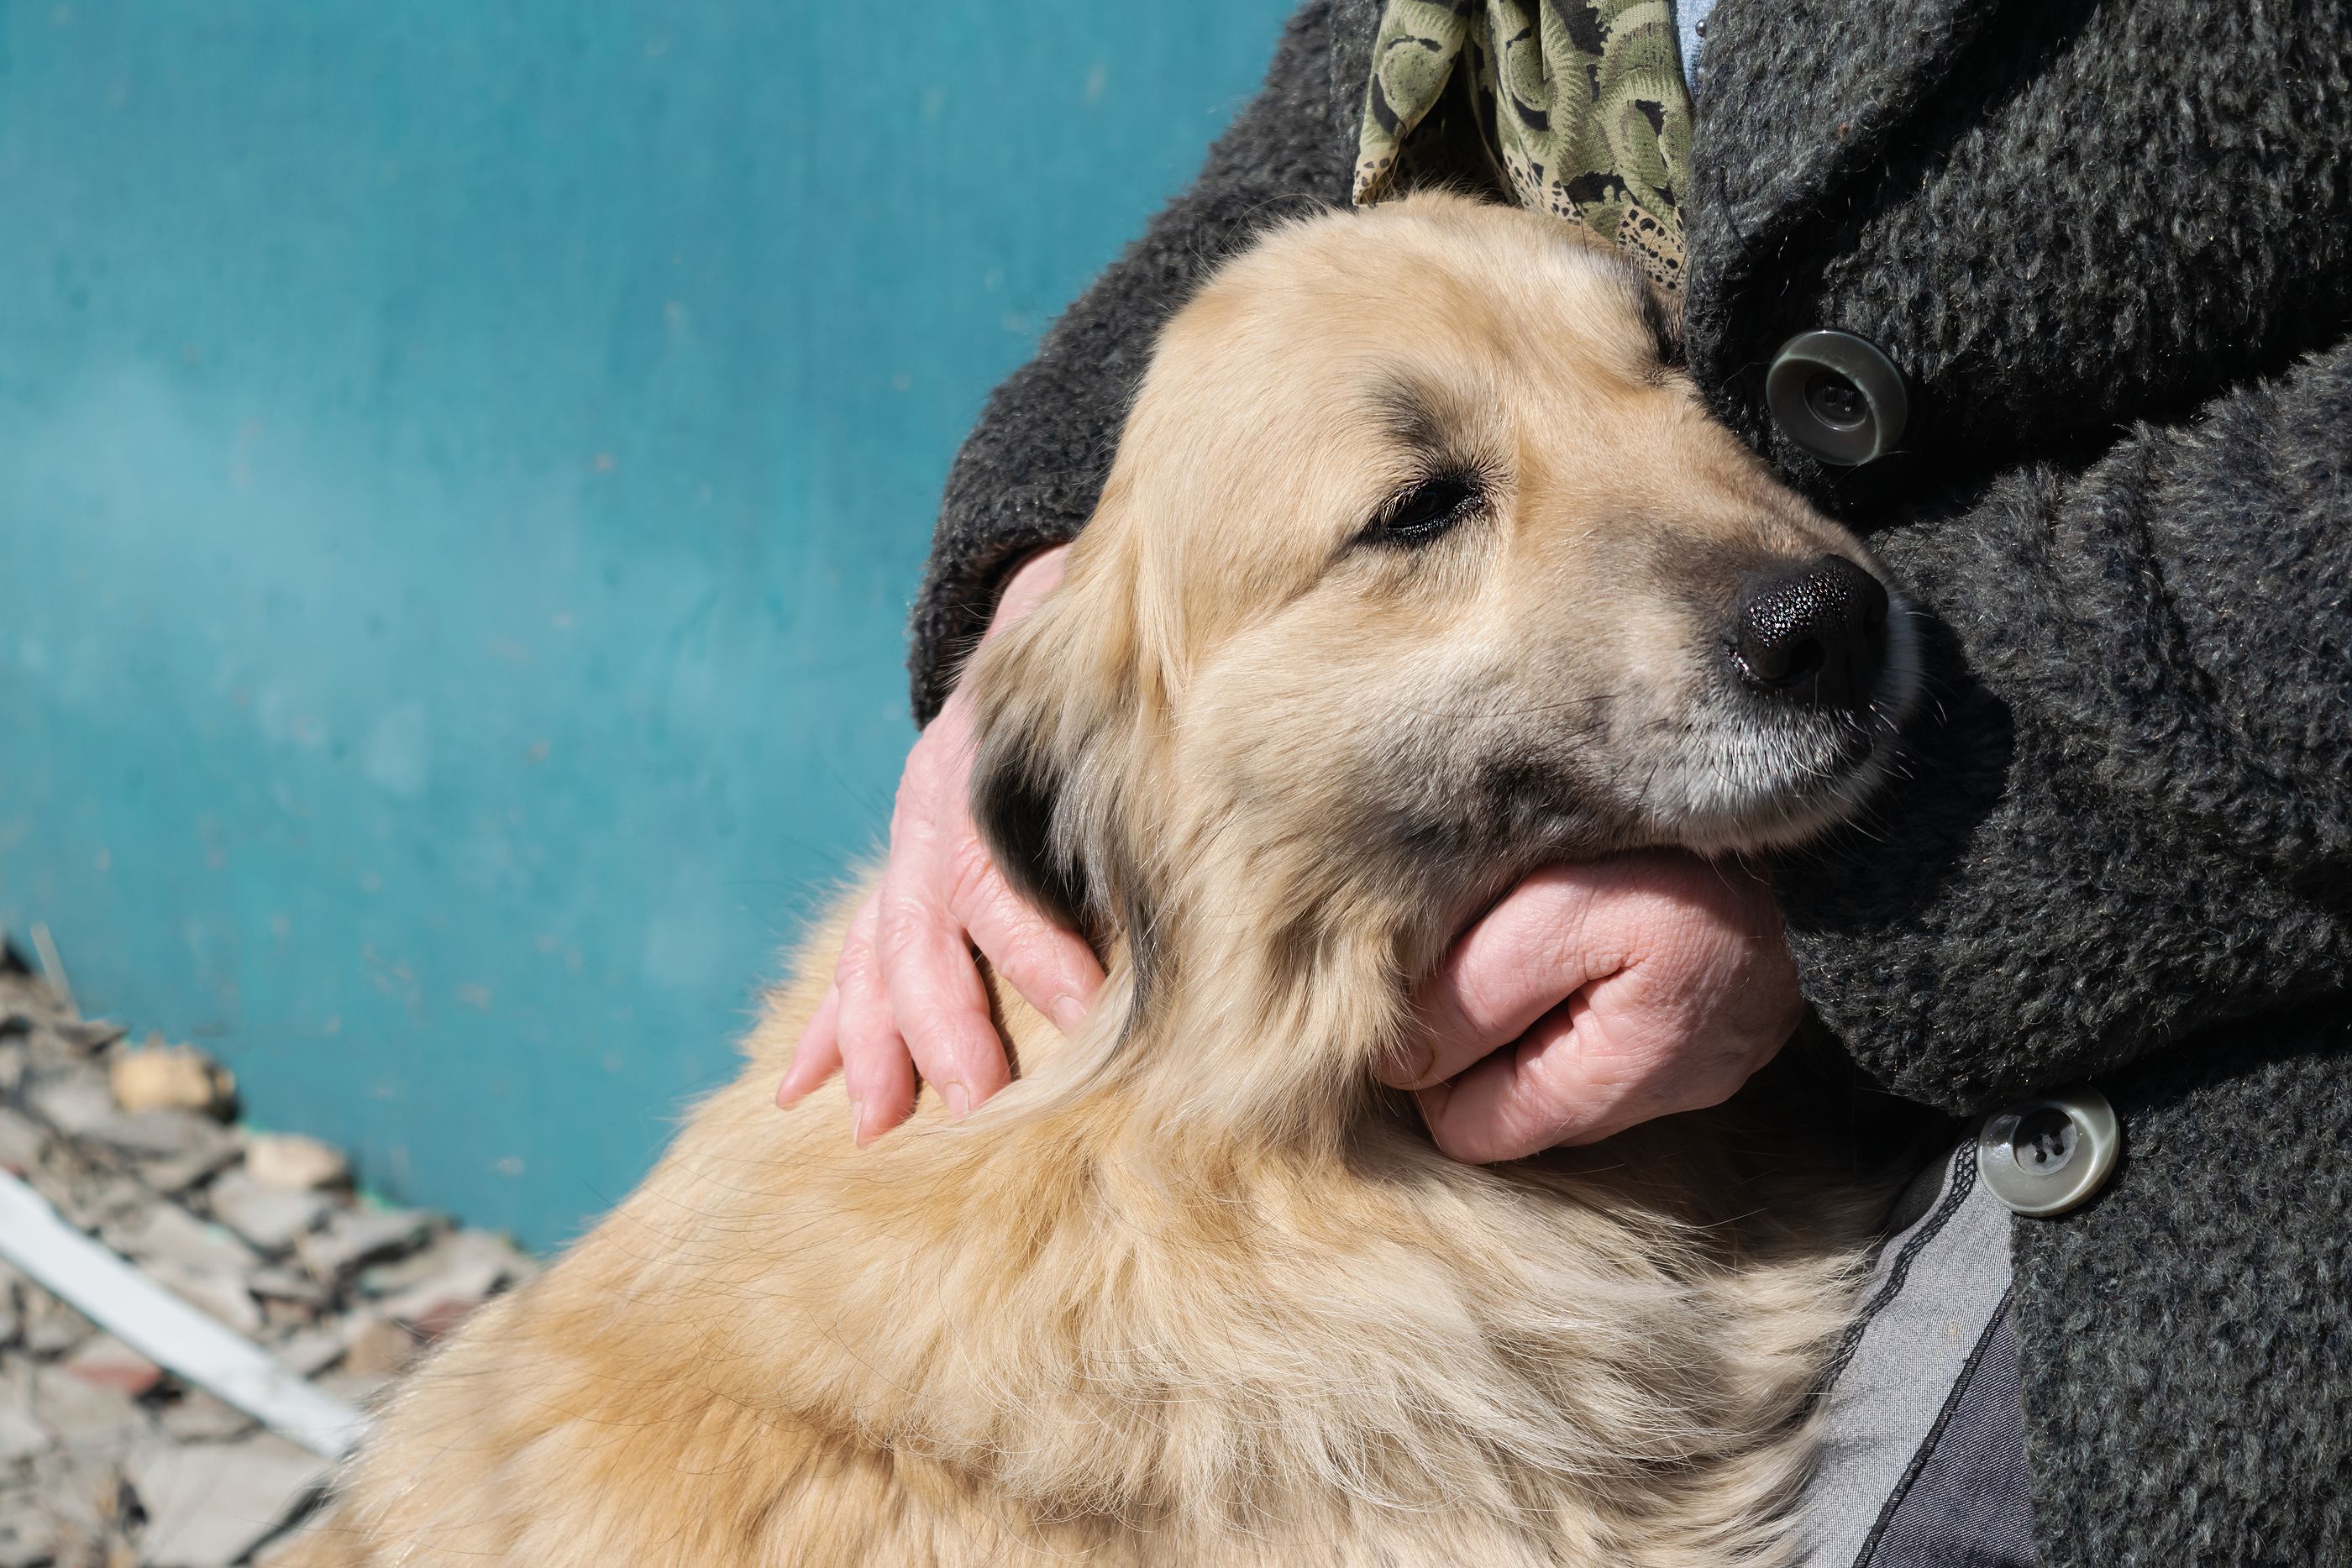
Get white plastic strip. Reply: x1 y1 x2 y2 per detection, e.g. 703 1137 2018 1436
27 923 72 1015
0 1168 367 1459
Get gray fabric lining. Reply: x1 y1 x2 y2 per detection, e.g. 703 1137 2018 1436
1799 1140 2016 1565
1862 1298 2037 1566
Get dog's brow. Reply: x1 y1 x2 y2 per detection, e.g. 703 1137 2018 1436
1372 377 1458 458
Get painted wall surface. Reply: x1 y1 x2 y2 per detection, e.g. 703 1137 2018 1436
0 2 1289 1248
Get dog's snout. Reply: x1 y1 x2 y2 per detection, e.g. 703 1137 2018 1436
1730 555 1889 711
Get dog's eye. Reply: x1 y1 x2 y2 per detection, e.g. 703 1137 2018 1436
1368 473 1482 548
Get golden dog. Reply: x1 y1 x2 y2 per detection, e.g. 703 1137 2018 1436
284 193 1921 1566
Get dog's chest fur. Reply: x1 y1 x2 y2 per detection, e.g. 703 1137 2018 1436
284 895 1877 1568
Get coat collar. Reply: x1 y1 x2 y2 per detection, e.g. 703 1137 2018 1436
1684 0 2004 312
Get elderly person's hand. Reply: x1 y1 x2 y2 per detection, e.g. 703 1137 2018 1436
774 546 1104 1145
1380 854 1802 1161
777 544 1804 1154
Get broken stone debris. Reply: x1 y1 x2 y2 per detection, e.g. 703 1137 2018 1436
81 1110 243 1196
239 1137 347 1195
108 1043 235 1120
20 1293 94 1361
127 1435 325 1568
199 1173 333 1258
155 1390 255 1446
294 1209 434 1283
58 1338 163 1401
0 1502 59 1568
0 948 537 1564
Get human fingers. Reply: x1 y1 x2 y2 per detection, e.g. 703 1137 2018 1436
1384 865 1616 1090
832 890 916 1145
779 546 1075 1139
1415 999 1614 1162
874 861 1016 1122
860 685 1025 1120
1393 850 1794 1090
1412 855 1800 1158
946 833 1103 1038
1414 962 1774 1161
775 983 844 1107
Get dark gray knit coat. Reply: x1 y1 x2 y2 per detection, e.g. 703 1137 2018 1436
907 2 2352 1560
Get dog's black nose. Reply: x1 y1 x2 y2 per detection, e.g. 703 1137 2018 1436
1731 555 1889 711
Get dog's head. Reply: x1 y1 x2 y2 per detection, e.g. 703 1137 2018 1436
966 195 1916 1112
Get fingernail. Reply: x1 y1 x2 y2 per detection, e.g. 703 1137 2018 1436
942 1081 971 1120
847 1098 869 1146
1379 1037 1433 1088
774 1075 797 1109
1052 996 1087 1035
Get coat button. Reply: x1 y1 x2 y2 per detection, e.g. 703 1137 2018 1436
1977 1086 2121 1217
1765 329 1909 467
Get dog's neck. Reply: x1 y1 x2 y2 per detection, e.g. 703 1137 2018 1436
1006 891 1418 1160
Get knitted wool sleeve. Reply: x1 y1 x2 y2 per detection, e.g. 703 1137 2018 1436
906 2 1352 723
1777 340 2352 1112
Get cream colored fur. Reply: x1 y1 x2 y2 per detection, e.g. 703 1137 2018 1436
281 196 1915 1567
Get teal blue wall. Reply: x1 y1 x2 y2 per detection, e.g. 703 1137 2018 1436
0 2 1288 1247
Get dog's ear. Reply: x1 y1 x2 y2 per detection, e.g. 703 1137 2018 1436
962 558 1152 967
968 679 1093 936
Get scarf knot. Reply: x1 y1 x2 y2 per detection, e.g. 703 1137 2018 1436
1355 0 1694 291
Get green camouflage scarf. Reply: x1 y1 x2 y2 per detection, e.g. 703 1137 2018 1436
1354 0 1693 290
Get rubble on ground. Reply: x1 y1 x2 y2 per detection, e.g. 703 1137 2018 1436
0 944 538 1565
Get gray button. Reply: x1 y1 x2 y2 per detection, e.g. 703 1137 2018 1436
1977 1087 2120 1217
1766 329 1909 466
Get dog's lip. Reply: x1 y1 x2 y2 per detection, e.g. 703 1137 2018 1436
1651 665 1917 855
1773 671 1914 784
1667 755 1889 853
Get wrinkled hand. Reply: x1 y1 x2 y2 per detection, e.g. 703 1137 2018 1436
1381 853 1803 1162
775 547 1103 1144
